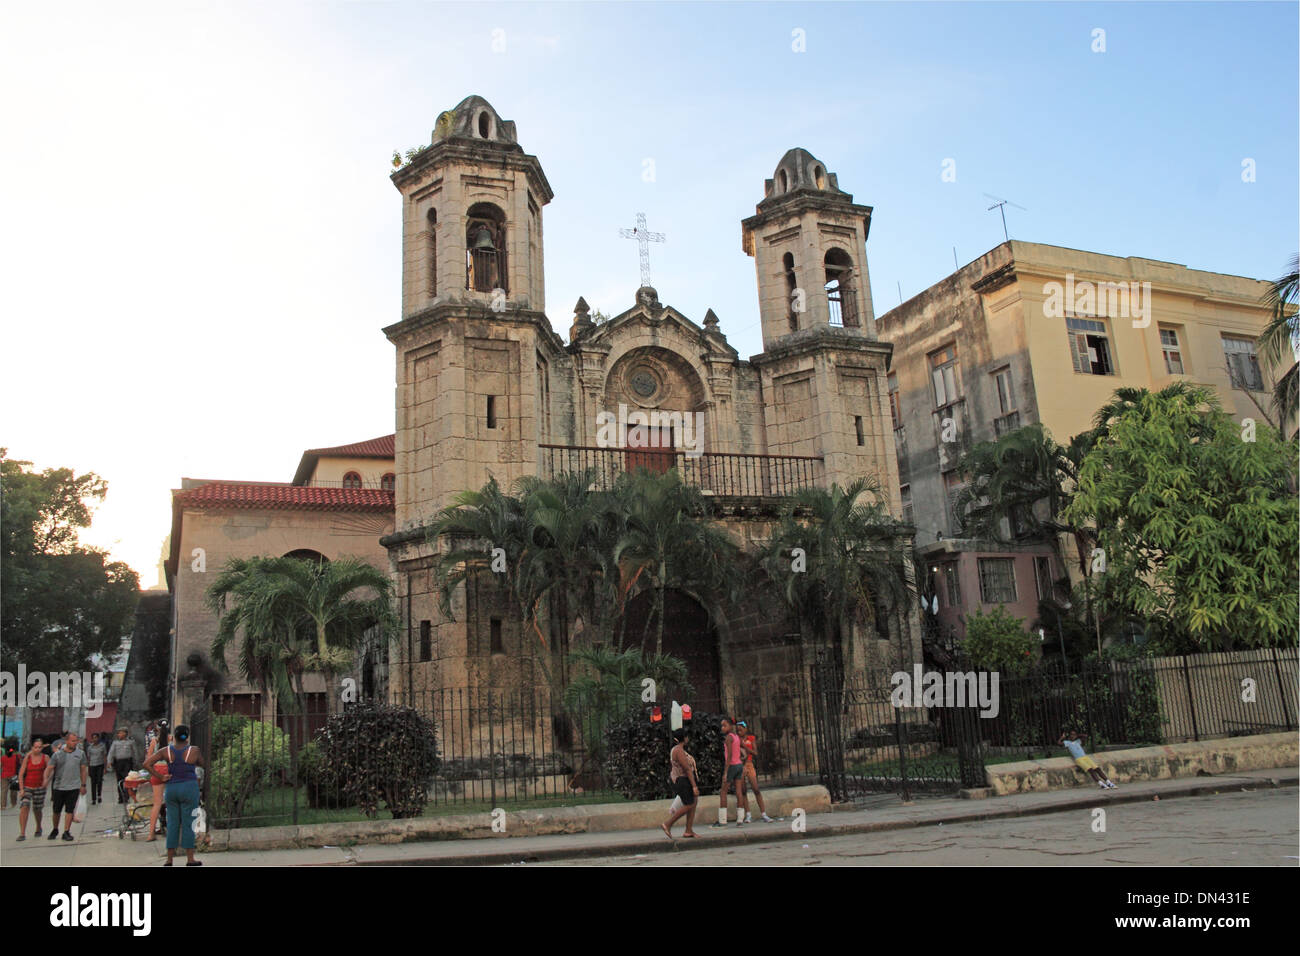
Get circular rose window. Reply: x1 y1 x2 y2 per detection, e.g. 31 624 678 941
630 369 658 398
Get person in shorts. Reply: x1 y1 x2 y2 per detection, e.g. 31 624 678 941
45 732 88 841
16 738 49 840
661 728 699 839
1059 729 1117 790
735 719 774 823
711 717 748 828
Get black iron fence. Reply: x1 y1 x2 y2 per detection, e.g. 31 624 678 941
538 445 823 498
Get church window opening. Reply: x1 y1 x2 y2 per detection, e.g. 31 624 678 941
888 372 901 430
778 168 789 193
380 473 395 492
854 415 865 446
342 471 362 489
419 621 432 662
478 111 491 138
824 248 859 327
489 617 503 654
486 395 498 429
426 208 437 296
465 202 507 293
813 165 825 189
783 252 799 332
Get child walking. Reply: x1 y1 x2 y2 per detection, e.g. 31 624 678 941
1059 730 1117 789
735 720 774 823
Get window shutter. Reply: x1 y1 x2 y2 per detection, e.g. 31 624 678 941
932 367 946 405
1067 333 1087 373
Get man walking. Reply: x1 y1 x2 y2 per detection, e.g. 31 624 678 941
44 732 88 842
86 733 108 804
108 730 136 804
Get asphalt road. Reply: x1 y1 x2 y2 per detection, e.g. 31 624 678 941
535 787 1300 866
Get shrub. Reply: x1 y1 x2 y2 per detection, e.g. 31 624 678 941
962 605 1036 676
208 720 291 826
315 701 439 819
602 710 725 801
211 714 252 756
296 740 354 810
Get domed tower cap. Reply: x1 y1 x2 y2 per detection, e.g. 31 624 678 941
431 95 519 146
764 148 845 200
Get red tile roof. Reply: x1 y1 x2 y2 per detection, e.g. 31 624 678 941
303 435 395 458
173 482 394 513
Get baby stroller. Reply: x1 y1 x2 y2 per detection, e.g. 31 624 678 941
119 772 154 841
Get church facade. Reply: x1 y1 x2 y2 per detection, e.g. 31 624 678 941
380 95 920 705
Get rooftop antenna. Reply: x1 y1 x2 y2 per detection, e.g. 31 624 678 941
983 193 1027 242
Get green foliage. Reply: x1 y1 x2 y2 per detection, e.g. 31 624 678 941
0 451 140 671
210 714 252 756
205 555 397 710
602 711 725 801
760 479 912 669
315 701 439 819
1064 383 1298 648
563 647 692 762
208 720 291 826
296 740 354 810
962 606 1036 675
1256 254 1299 430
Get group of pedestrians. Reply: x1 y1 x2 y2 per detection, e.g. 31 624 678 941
2 722 205 864
662 715 775 839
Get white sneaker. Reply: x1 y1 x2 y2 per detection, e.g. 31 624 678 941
745 813 752 824
761 813 774 823
1097 782 1108 789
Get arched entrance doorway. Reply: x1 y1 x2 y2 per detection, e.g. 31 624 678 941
623 589 722 707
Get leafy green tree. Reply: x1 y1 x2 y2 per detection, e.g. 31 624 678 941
760 478 912 673
1064 383 1297 648
612 470 740 657
1257 253 1298 434
961 606 1036 675
205 555 396 714
562 646 692 764
0 451 139 671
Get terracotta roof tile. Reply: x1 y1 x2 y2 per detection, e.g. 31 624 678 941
303 435 395 458
174 482 394 513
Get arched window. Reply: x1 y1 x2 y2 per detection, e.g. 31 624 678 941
427 208 437 296
380 473 395 492
465 202 508 293
342 472 362 489
284 549 329 569
812 165 825 189
478 111 491 138
777 169 789 193
783 252 799 332
824 248 859 328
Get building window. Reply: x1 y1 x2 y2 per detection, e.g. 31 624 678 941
486 395 498 429
490 617 503 654
943 563 962 608
993 367 1016 414
943 471 965 536
465 202 507 293
1222 335 1264 391
854 415 865 446
1160 327 1184 375
342 472 362 489
899 483 913 526
380 473 395 492
978 557 1018 604
930 345 960 407
824 249 859 327
887 372 901 429
478 111 491 138
426 207 437 296
778 168 789 193
1034 555 1054 602
419 620 432 661
784 252 799 332
1066 317 1114 375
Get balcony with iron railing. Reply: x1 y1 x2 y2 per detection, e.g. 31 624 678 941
826 284 861 328
538 445 824 499
993 411 1022 437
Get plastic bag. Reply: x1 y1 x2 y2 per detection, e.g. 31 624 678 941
73 794 87 823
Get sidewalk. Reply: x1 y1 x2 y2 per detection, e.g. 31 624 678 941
3 767 1293 866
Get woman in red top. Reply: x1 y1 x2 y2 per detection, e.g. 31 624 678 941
16 739 49 841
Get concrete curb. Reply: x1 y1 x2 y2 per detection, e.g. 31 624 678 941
347 771 1299 866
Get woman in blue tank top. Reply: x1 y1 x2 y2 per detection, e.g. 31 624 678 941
142 724 204 866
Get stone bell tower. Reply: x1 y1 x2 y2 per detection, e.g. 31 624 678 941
382 96 563 694
743 149 900 510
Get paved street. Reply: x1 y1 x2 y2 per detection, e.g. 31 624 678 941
536 788 1300 866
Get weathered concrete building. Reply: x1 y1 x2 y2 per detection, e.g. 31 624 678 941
877 240 1279 643
381 96 919 703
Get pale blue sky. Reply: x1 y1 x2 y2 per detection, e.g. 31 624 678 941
1 1 1295 580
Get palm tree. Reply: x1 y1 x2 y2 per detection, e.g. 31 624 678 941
612 470 740 657
1258 254 1299 435
206 555 396 716
759 478 911 675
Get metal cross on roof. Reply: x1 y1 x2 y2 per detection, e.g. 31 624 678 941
618 212 665 288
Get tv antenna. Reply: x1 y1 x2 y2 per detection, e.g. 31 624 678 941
983 193 1027 242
